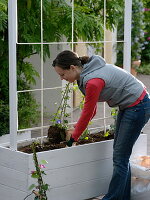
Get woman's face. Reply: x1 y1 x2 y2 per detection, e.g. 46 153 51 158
54 65 80 83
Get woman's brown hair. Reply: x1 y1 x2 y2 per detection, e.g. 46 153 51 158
52 50 89 70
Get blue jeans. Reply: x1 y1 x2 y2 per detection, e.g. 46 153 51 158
102 94 150 200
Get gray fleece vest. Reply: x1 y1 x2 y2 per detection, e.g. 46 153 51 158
77 55 145 110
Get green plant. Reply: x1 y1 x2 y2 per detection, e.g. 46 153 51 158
131 0 145 61
74 0 123 53
103 130 110 137
0 0 7 31
50 83 71 131
141 0 150 64
110 108 118 132
0 100 9 136
80 128 90 140
27 142 49 200
136 64 150 75
102 108 118 138
116 0 145 66
18 0 123 44
141 34 150 64
74 0 123 31
17 61 41 129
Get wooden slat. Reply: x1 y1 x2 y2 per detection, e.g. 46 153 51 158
29 140 114 170
0 146 28 173
0 184 28 200
28 158 113 188
24 177 111 200
46 177 111 200
0 165 28 191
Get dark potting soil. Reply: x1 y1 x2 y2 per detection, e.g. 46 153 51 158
47 125 66 143
18 126 114 154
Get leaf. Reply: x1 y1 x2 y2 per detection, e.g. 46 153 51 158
41 171 47 175
31 173 40 179
63 120 68 124
104 131 110 137
41 184 49 191
88 121 92 125
28 184 36 190
27 0 31 10
0 0 7 11
40 160 48 164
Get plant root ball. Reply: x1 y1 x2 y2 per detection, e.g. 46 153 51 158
47 125 66 143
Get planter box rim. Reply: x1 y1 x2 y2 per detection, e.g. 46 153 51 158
0 133 147 156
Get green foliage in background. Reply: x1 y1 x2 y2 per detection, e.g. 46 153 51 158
0 100 9 135
74 0 123 31
141 0 150 65
0 0 10 136
18 0 123 43
74 0 123 52
131 0 145 61
136 64 150 75
0 0 124 136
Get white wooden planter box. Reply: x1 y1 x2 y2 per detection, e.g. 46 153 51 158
0 134 147 200
0 130 31 145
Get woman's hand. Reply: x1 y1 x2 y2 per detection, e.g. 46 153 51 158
65 128 76 147
66 128 74 141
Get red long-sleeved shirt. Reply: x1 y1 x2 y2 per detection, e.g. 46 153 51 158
71 78 147 141
72 78 105 141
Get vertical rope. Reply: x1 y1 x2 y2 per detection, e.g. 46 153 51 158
40 0 44 144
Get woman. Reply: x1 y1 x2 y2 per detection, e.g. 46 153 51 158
52 50 150 200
